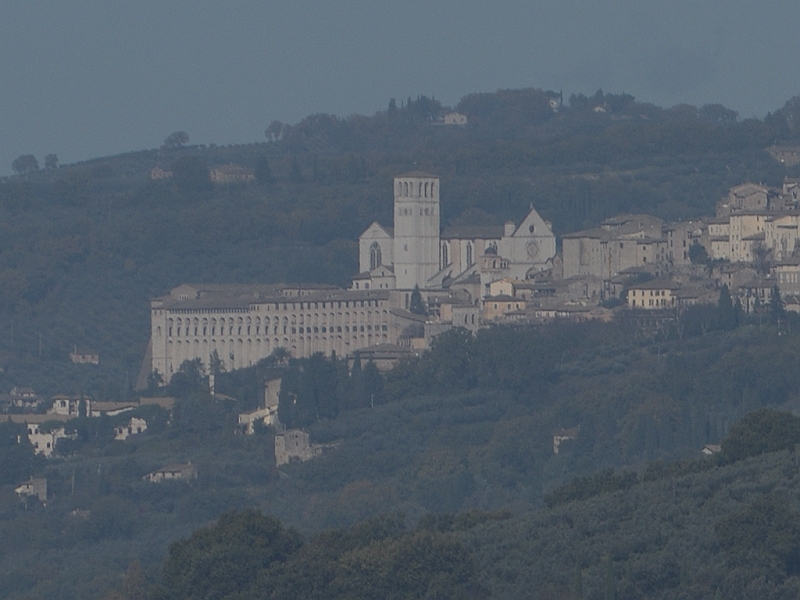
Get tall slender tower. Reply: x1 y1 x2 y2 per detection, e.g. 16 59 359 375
393 172 440 290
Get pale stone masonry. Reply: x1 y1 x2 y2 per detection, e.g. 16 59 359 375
15 477 47 502
150 284 411 379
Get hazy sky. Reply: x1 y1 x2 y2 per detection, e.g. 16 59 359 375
2 1 799 175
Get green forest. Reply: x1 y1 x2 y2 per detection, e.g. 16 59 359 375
2 312 800 598
3 88 800 598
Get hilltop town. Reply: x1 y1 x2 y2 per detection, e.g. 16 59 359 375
147 172 800 383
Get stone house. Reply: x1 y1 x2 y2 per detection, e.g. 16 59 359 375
49 395 85 417
707 218 731 260
717 183 770 216
150 166 173 179
728 212 769 263
553 428 579 454
665 219 707 265
275 429 325 466
562 214 665 281
765 213 800 261
483 295 527 321
443 112 467 125
768 147 800 167
70 349 99 364
626 280 679 310
14 414 72 457
145 462 197 482
210 164 255 184
114 417 148 441
238 377 282 435
736 277 779 313
772 258 800 296
15 477 47 502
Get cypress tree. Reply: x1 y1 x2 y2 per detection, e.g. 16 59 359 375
717 285 736 330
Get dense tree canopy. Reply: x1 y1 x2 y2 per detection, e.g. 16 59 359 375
11 154 38 174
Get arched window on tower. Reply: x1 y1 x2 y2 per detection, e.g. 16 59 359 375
370 242 382 270
441 243 449 269
466 242 473 266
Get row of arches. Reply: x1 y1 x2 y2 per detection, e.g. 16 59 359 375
159 310 390 339
397 207 435 216
396 180 436 198
165 331 391 373
438 242 473 271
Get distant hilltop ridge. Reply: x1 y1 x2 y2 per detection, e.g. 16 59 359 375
8 87 800 182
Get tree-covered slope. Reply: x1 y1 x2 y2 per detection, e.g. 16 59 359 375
466 446 800 600
1 89 799 396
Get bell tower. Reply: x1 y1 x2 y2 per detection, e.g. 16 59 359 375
393 172 440 290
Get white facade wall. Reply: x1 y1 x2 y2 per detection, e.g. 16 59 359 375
151 293 396 381
766 215 800 261
358 224 394 274
497 209 557 278
729 214 766 262
562 236 603 279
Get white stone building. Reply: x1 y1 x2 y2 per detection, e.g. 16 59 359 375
150 284 416 381
114 417 148 440
148 173 556 383
145 462 197 482
561 214 666 281
274 429 332 466
355 172 556 296
238 377 282 434
15 477 47 502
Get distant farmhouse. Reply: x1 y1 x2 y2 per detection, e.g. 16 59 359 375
443 112 467 125
150 166 173 180
274 429 336 466
15 477 47 502
145 462 196 483
70 348 99 364
210 163 255 184
114 417 148 440
238 376 281 434
768 146 800 167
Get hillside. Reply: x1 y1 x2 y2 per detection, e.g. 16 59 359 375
2 314 800 598
3 88 800 599
0 89 799 396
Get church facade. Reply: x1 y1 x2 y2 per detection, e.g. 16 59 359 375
148 172 555 382
354 171 556 298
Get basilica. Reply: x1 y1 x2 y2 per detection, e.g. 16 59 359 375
148 172 556 382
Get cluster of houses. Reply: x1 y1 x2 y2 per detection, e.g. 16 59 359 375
475 179 800 327
2 392 173 457
237 375 335 466
5 377 327 473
